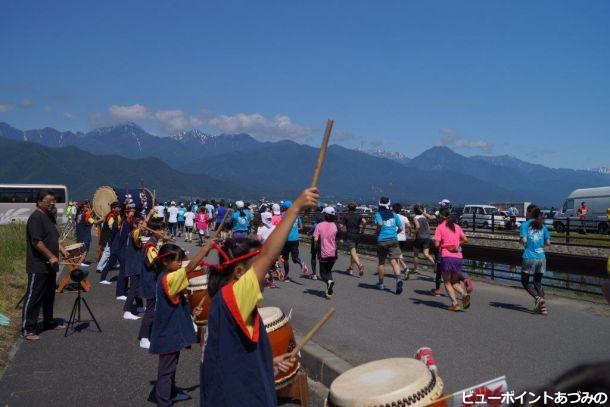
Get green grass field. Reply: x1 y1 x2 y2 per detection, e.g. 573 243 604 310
0 223 28 370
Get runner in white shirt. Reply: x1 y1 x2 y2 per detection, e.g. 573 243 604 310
184 207 196 242
394 203 412 280
167 201 179 237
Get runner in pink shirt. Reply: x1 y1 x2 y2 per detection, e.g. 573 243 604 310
194 207 210 245
313 207 338 299
433 209 470 311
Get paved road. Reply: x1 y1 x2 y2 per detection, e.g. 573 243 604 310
0 245 324 407
261 243 610 393
1 238 608 406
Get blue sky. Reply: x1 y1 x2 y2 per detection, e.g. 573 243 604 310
1 1 609 169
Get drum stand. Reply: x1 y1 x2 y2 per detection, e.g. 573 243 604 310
276 370 310 407
64 280 102 336
57 254 91 293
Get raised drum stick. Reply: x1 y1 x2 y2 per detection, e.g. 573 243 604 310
146 189 156 223
289 307 335 358
310 119 334 189
141 225 174 242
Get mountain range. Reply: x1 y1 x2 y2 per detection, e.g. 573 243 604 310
1 121 609 204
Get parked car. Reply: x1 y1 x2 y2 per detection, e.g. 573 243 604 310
460 205 505 229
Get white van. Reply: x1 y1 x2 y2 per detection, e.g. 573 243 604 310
460 205 505 229
554 187 610 233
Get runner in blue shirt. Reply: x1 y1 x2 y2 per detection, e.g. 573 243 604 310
279 200 308 280
519 206 550 315
231 200 253 239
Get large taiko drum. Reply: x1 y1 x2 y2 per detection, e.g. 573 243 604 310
259 306 301 389
327 358 444 407
186 274 211 324
91 186 153 219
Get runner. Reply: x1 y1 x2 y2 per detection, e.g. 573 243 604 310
519 206 551 315
341 203 366 277
313 207 338 299
412 204 437 292
194 207 210 246
433 209 469 312
230 200 253 239
308 206 324 280
177 202 186 237
280 200 308 280
166 201 179 237
183 205 195 242
393 203 411 280
374 197 405 294
215 201 228 240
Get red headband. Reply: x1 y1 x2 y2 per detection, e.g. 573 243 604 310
199 241 260 273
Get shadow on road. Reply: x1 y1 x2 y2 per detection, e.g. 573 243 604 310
303 288 326 298
413 289 444 297
409 297 447 309
489 301 532 314
358 282 393 293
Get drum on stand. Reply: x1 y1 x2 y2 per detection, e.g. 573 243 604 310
259 306 301 389
64 242 86 259
327 358 444 407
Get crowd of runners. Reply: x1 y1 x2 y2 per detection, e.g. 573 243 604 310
89 196 553 314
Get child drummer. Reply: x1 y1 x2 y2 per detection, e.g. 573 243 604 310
200 187 319 406
148 243 197 406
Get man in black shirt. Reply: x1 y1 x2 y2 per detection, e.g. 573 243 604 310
21 190 69 340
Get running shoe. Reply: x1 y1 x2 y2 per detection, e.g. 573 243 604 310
464 278 474 293
448 304 463 312
325 280 335 299
431 289 441 297
346 267 353 276
396 280 404 295
376 282 385 291
310 274 318 281
540 304 548 315
358 263 364 277
401 269 411 281
301 264 309 275
462 294 471 309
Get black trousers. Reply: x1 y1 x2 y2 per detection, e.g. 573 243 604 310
319 259 336 284
521 272 544 299
138 298 156 339
154 351 180 407
281 241 302 276
124 274 143 313
115 261 129 298
21 272 56 334
310 240 319 275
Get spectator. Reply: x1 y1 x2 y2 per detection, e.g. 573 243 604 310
21 190 69 340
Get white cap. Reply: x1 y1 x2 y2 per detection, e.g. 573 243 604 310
272 203 280 214
440 199 451 206
170 201 176 205
235 200 245 209
322 206 336 215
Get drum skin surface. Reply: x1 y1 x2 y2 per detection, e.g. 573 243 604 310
186 275 211 324
259 306 301 389
92 186 117 218
328 358 444 407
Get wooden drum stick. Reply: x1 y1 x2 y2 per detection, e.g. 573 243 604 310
310 119 334 189
290 307 335 357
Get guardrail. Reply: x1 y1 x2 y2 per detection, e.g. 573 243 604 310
300 212 610 249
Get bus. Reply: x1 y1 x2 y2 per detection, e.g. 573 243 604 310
0 184 69 224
